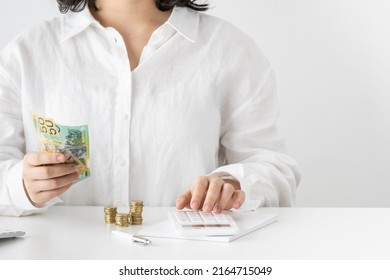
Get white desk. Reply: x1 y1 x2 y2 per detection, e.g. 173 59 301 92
0 207 389 260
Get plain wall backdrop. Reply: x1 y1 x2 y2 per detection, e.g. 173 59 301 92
0 0 389 207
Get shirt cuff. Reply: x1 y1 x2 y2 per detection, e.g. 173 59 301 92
209 163 244 179
7 160 62 212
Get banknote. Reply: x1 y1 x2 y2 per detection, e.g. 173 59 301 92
31 112 90 182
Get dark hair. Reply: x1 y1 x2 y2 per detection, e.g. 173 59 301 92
56 0 208 13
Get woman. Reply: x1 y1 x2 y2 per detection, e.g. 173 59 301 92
0 0 300 216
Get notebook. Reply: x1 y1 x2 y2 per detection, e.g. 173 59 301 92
138 211 278 243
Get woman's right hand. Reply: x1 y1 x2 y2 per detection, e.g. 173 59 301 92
22 152 79 206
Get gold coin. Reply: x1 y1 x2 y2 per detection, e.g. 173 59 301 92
130 201 143 206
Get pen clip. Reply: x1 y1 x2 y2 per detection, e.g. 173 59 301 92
132 235 151 245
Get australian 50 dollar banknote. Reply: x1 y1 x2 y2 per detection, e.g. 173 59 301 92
31 112 90 182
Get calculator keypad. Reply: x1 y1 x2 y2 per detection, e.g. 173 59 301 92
174 211 231 225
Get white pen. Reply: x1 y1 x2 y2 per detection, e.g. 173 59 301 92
111 230 151 245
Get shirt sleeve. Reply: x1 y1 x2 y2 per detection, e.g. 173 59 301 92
212 37 301 209
0 46 59 216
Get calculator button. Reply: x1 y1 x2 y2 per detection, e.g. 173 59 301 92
214 213 229 222
174 211 189 222
199 212 217 222
187 211 203 222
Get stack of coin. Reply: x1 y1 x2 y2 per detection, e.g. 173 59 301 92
104 206 117 224
129 200 144 225
115 213 129 227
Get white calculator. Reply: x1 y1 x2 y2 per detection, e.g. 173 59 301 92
168 210 239 236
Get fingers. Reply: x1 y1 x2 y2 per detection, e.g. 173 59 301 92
22 151 80 206
25 163 77 180
24 152 66 166
213 183 235 212
177 175 246 212
176 190 192 210
28 172 79 191
26 172 79 205
30 183 74 205
202 177 224 212
189 176 209 210
232 190 246 209
223 190 246 210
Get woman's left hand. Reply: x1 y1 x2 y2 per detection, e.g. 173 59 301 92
176 172 245 213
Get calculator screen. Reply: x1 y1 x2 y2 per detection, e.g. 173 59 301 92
183 224 232 228
168 210 239 236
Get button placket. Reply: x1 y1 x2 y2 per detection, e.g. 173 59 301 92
107 27 132 205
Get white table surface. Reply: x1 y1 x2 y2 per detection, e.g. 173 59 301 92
0 206 389 260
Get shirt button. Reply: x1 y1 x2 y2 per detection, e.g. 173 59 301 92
122 113 129 120
118 158 126 166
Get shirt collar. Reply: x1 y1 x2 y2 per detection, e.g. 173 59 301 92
61 6 98 42
166 6 199 43
61 6 200 43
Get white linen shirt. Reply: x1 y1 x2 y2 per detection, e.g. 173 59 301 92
0 6 300 216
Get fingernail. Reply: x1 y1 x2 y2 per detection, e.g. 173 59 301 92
213 205 222 213
233 202 240 208
57 155 65 162
191 200 198 209
203 204 212 212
